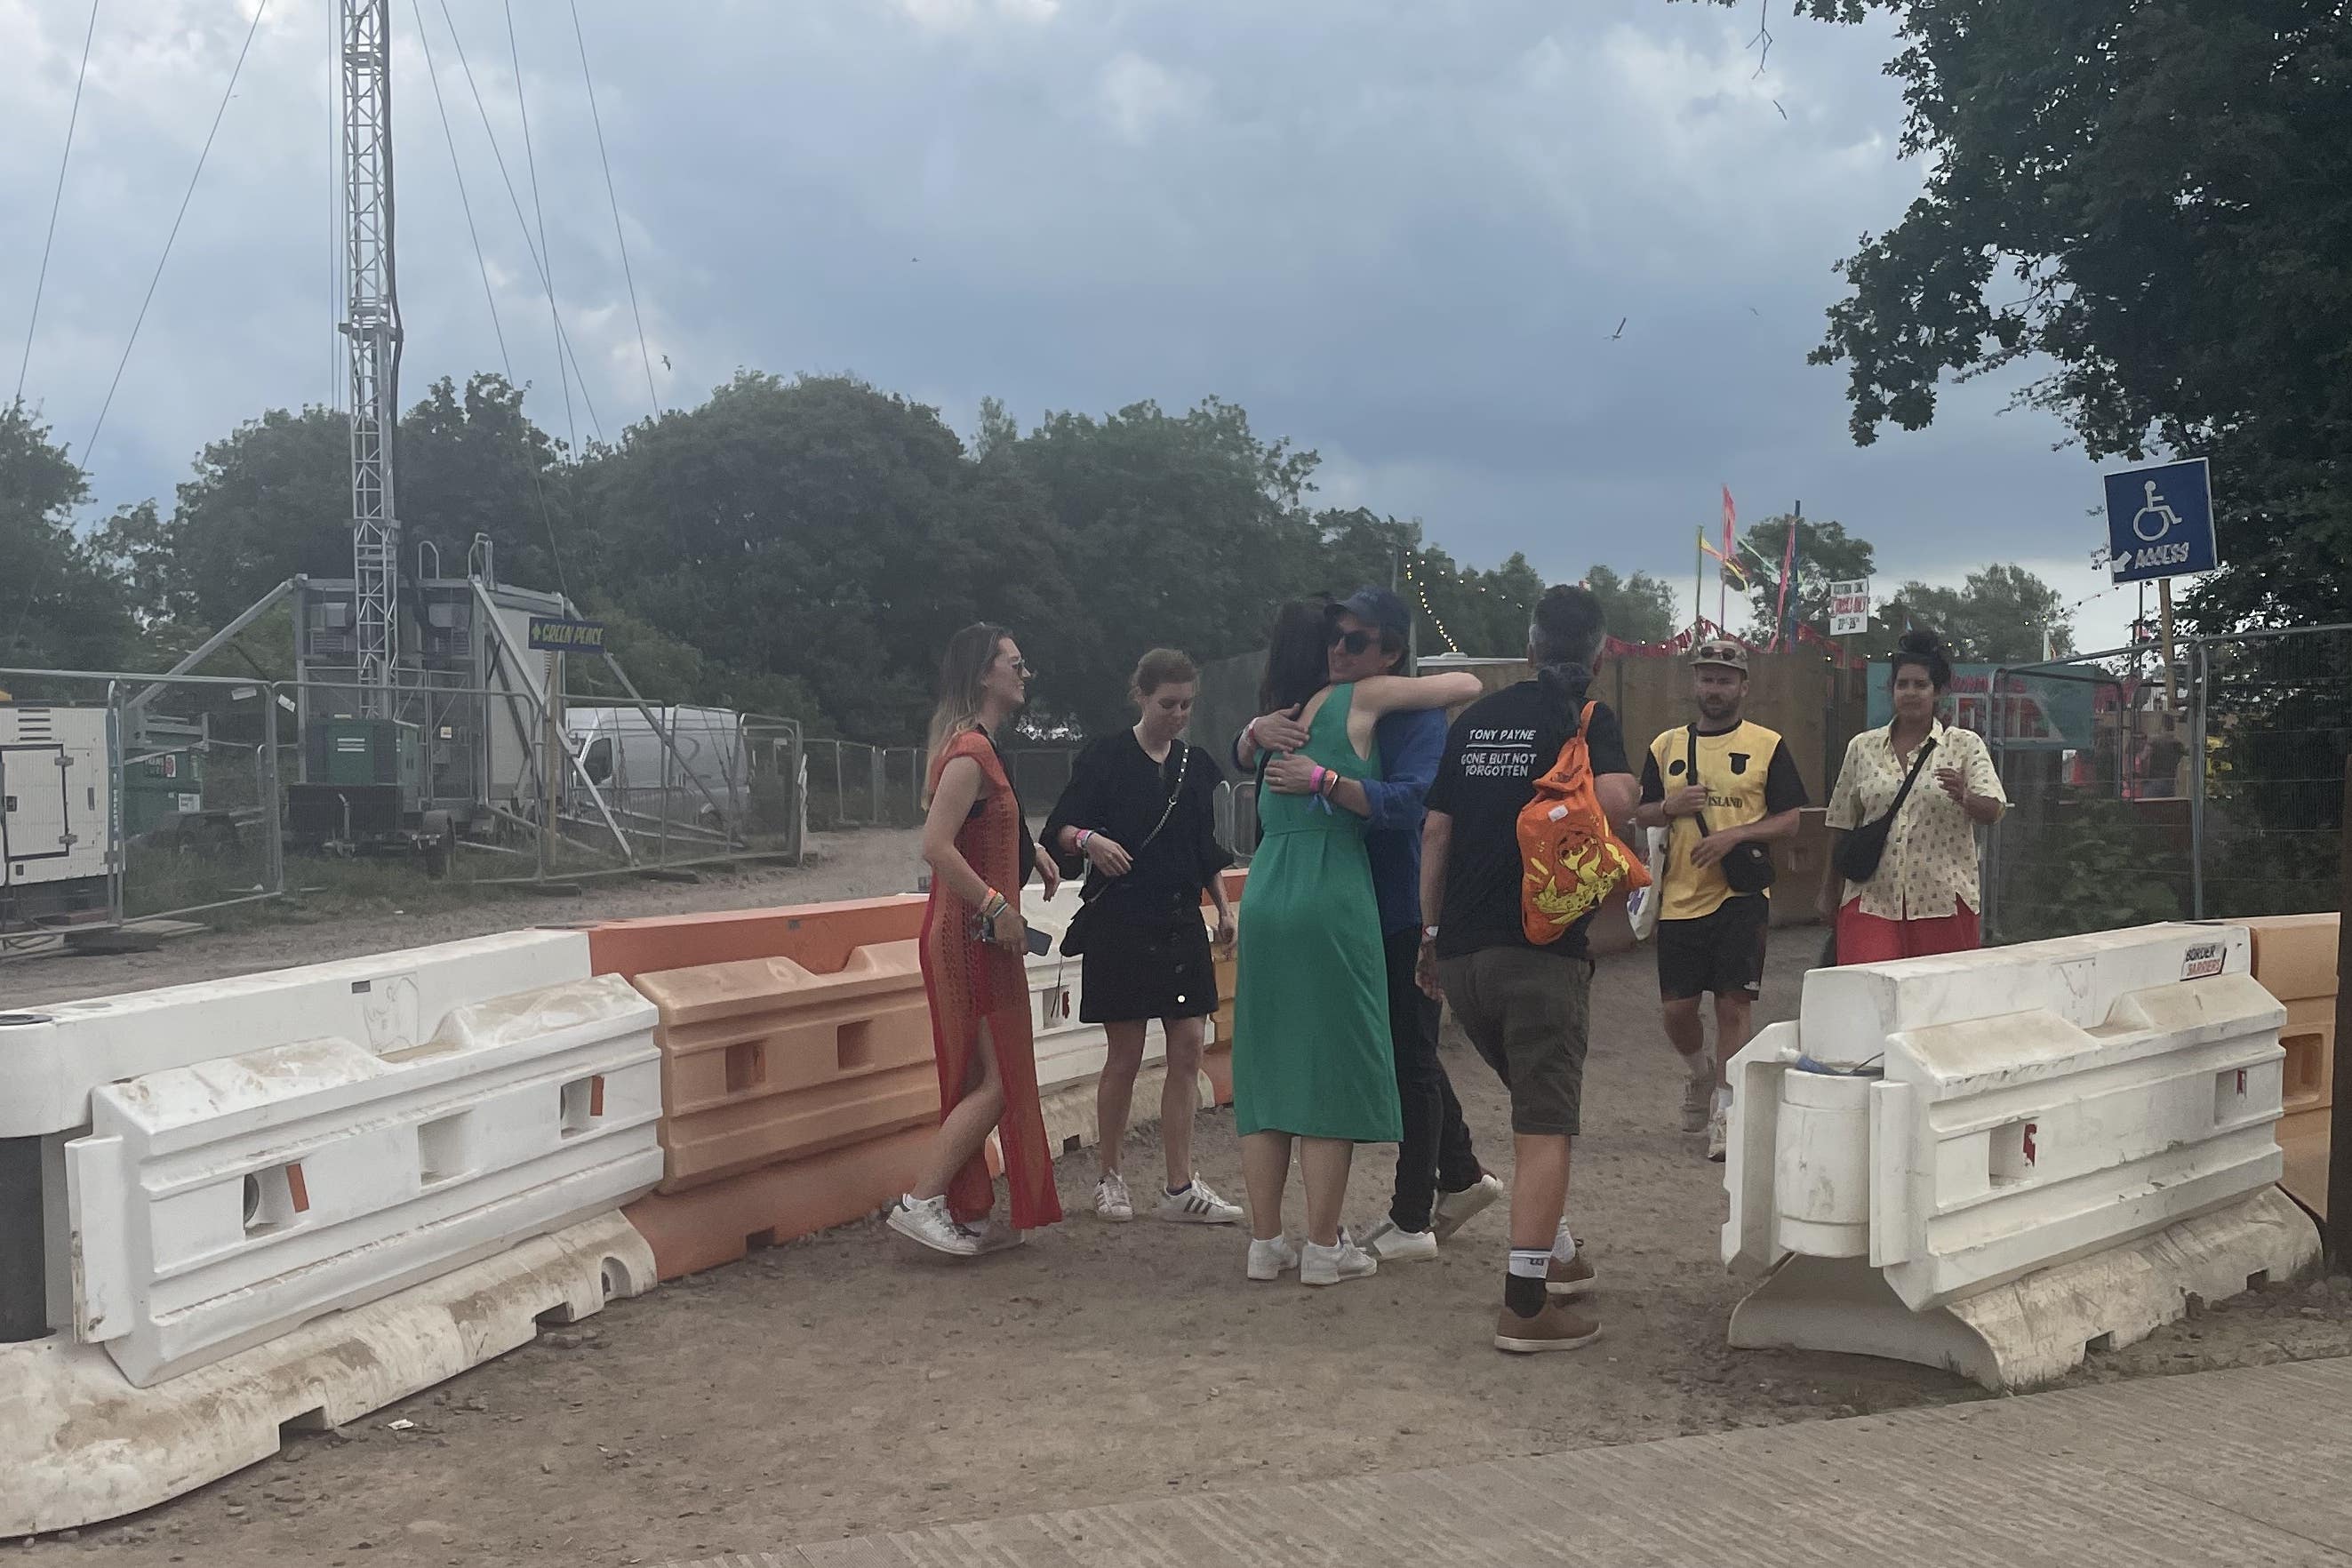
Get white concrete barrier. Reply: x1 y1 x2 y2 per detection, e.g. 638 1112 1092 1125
1724 923 2323 1389
67 974 660 1385
0 931 666 1531
0 1212 652 1539
0 931 594 1139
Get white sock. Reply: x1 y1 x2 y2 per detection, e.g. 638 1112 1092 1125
1713 1085 1734 1115
1508 1247 1551 1279
1551 1225 1577 1264
1684 1050 1714 1082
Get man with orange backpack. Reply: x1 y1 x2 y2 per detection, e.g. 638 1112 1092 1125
1419 585 1642 1353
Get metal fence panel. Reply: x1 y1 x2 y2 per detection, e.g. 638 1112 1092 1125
2196 627 2350 920
1982 625 2348 944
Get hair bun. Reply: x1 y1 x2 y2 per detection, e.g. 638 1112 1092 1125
1896 629 1942 658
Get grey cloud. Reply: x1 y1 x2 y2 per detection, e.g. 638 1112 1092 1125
4 0 2112 615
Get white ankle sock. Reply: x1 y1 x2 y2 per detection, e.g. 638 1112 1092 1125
1508 1248 1550 1279
1551 1226 1577 1264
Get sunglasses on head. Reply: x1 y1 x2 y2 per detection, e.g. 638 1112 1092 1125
1328 628 1394 656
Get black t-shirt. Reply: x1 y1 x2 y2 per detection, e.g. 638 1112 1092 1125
1427 678 1631 960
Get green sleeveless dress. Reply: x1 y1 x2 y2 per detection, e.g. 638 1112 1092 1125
1232 684 1404 1143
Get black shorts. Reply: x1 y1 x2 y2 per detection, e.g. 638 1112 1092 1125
1656 894 1770 1002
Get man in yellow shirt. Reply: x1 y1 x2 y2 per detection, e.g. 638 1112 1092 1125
1633 641 1806 1161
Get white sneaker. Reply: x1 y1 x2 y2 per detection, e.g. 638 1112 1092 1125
1679 1067 1714 1134
1430 1172 1504 1243
1247 1235 1300 1282
1156 1175 1244 1226
887 1195 980 1257
1094 1172 1134 1222
1360 1218 1440 1262
1300 1230 1379 1287
1706 1104 1730 1164
965 1216 1026 1253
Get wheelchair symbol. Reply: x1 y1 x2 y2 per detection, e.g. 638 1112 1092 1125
2131 480 2181 542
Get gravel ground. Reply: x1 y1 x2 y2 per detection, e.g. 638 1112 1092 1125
11 831 2348 1565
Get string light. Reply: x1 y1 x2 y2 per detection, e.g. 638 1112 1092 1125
1401 557 1464 654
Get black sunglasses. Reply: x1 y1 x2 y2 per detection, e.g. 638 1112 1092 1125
1328 628 1397 656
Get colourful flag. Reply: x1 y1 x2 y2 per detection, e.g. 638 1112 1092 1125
1699 529 1749 591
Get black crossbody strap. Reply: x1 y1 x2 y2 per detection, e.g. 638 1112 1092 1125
1885 732 1938 820
1687 724 1715 837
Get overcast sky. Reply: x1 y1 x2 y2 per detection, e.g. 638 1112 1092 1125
3 0 2145 650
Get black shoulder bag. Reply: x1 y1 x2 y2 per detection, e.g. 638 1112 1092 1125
1832 734 1936 885
1689 726 1776 896
1060 745 1188 957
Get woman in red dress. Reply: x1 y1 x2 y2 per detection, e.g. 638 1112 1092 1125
889 623 1067 1256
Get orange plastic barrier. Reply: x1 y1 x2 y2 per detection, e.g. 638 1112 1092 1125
2242 913 2340 1220
589 896 937 1279
586 895 924 980
598 876 1249 1276
623 1127 932 1279
628 944 937 1192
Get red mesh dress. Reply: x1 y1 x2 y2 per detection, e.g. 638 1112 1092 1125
920 730 1063 1230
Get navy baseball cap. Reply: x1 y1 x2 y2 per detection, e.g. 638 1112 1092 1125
1338 586 1411 644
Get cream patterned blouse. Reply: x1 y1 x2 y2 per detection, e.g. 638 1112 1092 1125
1823 719 2007 920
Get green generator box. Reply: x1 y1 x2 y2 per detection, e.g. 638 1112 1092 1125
305 716 422 794
122 744 204 836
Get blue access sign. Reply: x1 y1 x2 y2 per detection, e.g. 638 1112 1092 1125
2104 458 2218 583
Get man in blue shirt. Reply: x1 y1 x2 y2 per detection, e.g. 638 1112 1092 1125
1233 587 1502 1260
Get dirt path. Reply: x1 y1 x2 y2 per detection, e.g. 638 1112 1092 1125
2 828 930 1011
30 917 2352 1567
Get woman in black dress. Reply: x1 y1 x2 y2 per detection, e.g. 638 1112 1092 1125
1044 649 1242 1227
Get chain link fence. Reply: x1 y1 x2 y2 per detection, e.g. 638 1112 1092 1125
0 665 833 957
2 652 1132 959
1 668 286 955
1981 625 2349 943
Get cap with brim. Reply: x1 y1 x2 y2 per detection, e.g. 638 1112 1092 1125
1691 638 1749 673
1338 587 1411 644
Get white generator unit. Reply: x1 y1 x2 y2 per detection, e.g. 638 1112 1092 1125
1 705 116 927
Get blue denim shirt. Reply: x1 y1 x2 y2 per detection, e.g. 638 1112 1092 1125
1236 704 1444 936
1362 708 1444 935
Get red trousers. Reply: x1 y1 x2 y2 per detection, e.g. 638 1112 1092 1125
1834 900 1981 964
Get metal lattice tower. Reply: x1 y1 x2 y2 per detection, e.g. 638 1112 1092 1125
341 0 401 715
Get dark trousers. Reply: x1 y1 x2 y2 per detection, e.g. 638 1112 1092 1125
1384 924 1482 1230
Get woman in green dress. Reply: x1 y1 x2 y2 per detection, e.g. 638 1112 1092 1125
1234 602 1481 1287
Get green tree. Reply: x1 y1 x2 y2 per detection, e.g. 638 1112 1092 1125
1740 515 1876 638
396 374 576 592
1581 564 1680 644
1887 564 2076 664
1008 397 1324 731
584 372 1068 741
1684 0 2352 631
127 404 349 627
0 402 139 677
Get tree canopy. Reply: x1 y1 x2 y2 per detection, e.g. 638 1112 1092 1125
0 404 140 675
1689 0 2352 632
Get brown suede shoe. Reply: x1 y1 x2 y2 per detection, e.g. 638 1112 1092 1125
1548 1248 1595 1299
1494 1300 1603 1354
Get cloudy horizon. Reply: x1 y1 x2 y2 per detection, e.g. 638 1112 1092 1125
4 0 2144 648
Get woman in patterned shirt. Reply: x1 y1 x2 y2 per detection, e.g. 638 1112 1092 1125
1818 631 2007 963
